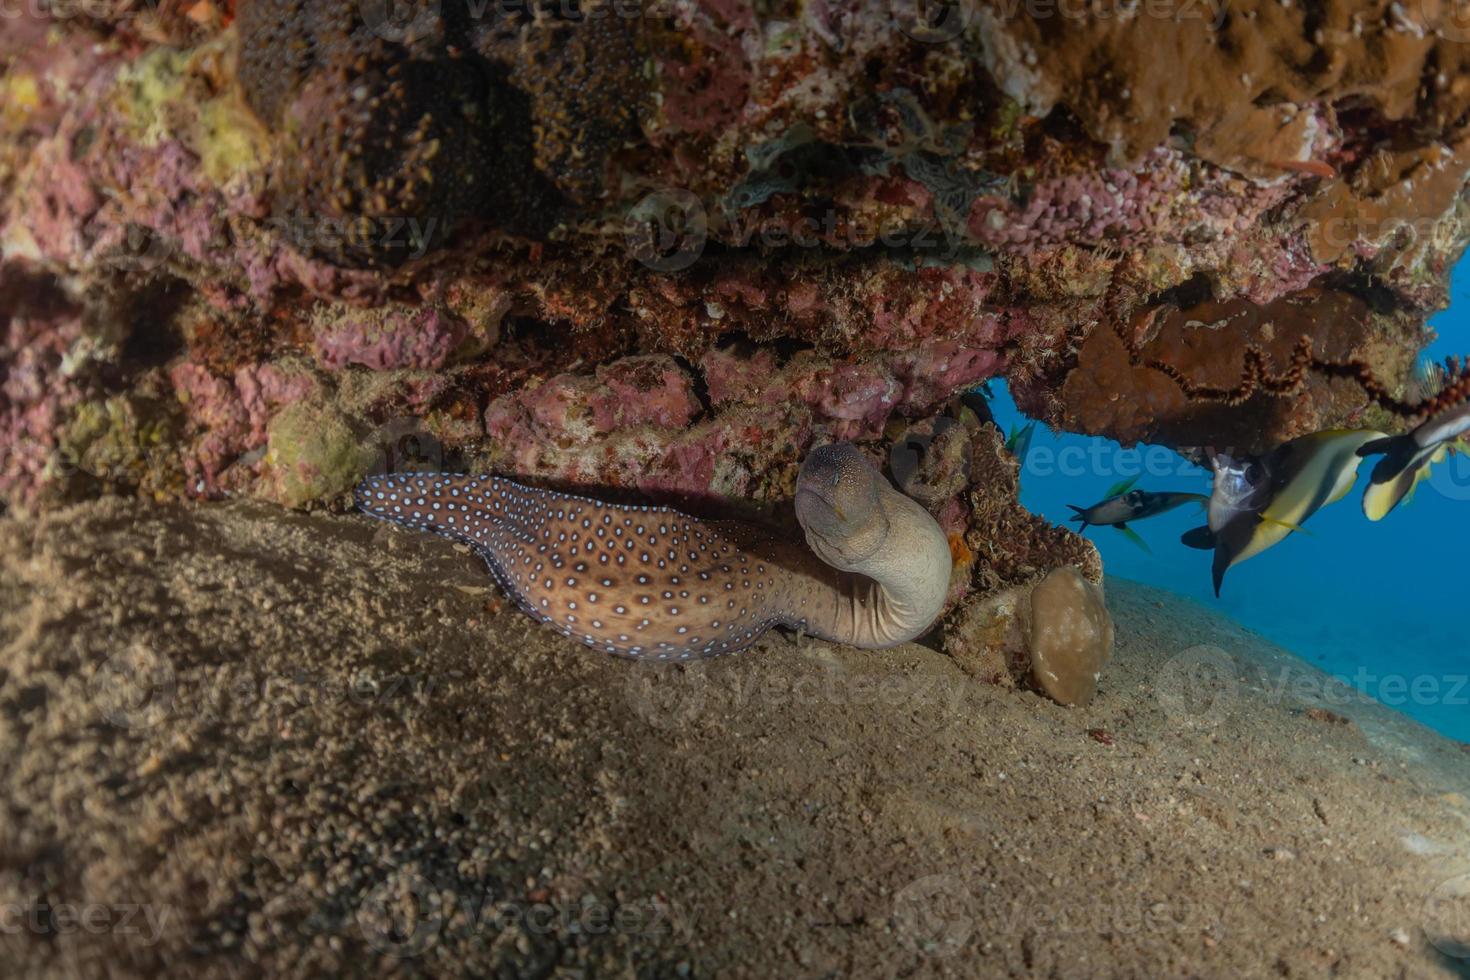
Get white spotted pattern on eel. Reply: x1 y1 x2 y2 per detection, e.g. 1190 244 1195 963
357 447 953 659
357 473 787 659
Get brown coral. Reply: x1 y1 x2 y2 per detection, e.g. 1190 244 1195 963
961 421 1103 594
501 8 651 203
1025 278 1423 455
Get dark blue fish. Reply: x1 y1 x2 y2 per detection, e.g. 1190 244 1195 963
1068 477 1207 553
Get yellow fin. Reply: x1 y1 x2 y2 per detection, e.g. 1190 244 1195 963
1258 516 1312 536
1363 471 1417 521
1401 447 1447 508
1116 524 1152 554
1363 481 1401 521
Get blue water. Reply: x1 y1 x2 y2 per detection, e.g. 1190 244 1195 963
988 259 1470 742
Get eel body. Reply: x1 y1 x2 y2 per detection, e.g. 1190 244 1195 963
355 444 951 659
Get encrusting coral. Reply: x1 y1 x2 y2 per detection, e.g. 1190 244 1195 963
235 0 521 266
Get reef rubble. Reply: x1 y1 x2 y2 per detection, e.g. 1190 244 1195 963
3 0 1469 624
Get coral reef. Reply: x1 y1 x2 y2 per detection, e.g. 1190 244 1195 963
958 420 1104 595
235 0 515 265
263 401 374 508
1042 282 1422 454
312 306 468 373
3 0 1470 616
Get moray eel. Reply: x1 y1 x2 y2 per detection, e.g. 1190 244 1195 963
354 443 952 659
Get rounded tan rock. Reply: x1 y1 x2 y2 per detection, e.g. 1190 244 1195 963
1025 566 1115 707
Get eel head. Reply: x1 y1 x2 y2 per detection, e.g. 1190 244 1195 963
794 443 891 571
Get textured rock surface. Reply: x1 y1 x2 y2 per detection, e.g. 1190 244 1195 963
942 562 1116 704
1026 566 1116 707
3 0 1470 612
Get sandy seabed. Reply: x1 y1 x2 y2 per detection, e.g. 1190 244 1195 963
2 497 1469 978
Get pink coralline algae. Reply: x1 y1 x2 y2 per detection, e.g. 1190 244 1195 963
485 352 821 501
591 357 704 430
482 334 1005 493
169 360 316 495
623 258 1006 358
0 274 86 509
704 342 1003 442
486 397 811 505
967 150 1184 252
1 29 413 312
653 7 754 138
485 355 703 449
961 147 1348 310
963 148 1313 270
312 307 469 373
860 268 1004 351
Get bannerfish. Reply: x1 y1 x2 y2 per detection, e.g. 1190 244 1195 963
1178 453 1273 582
1067 477 1206 552
1182 430 1384 596
1357 401 1470 521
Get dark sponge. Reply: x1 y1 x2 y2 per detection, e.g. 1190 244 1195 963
513 12 650 204
235 0 649 263
237 0 506 266
272 56 500 266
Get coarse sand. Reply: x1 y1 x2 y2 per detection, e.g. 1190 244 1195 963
2 497 1470 977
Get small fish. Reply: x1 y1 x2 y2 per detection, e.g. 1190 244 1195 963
1068 477 1207 553
1408 356 1449 402
1005 421 1036 465
1358 401 1470 521
1182 430 1383 596
1196 454 1272 537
